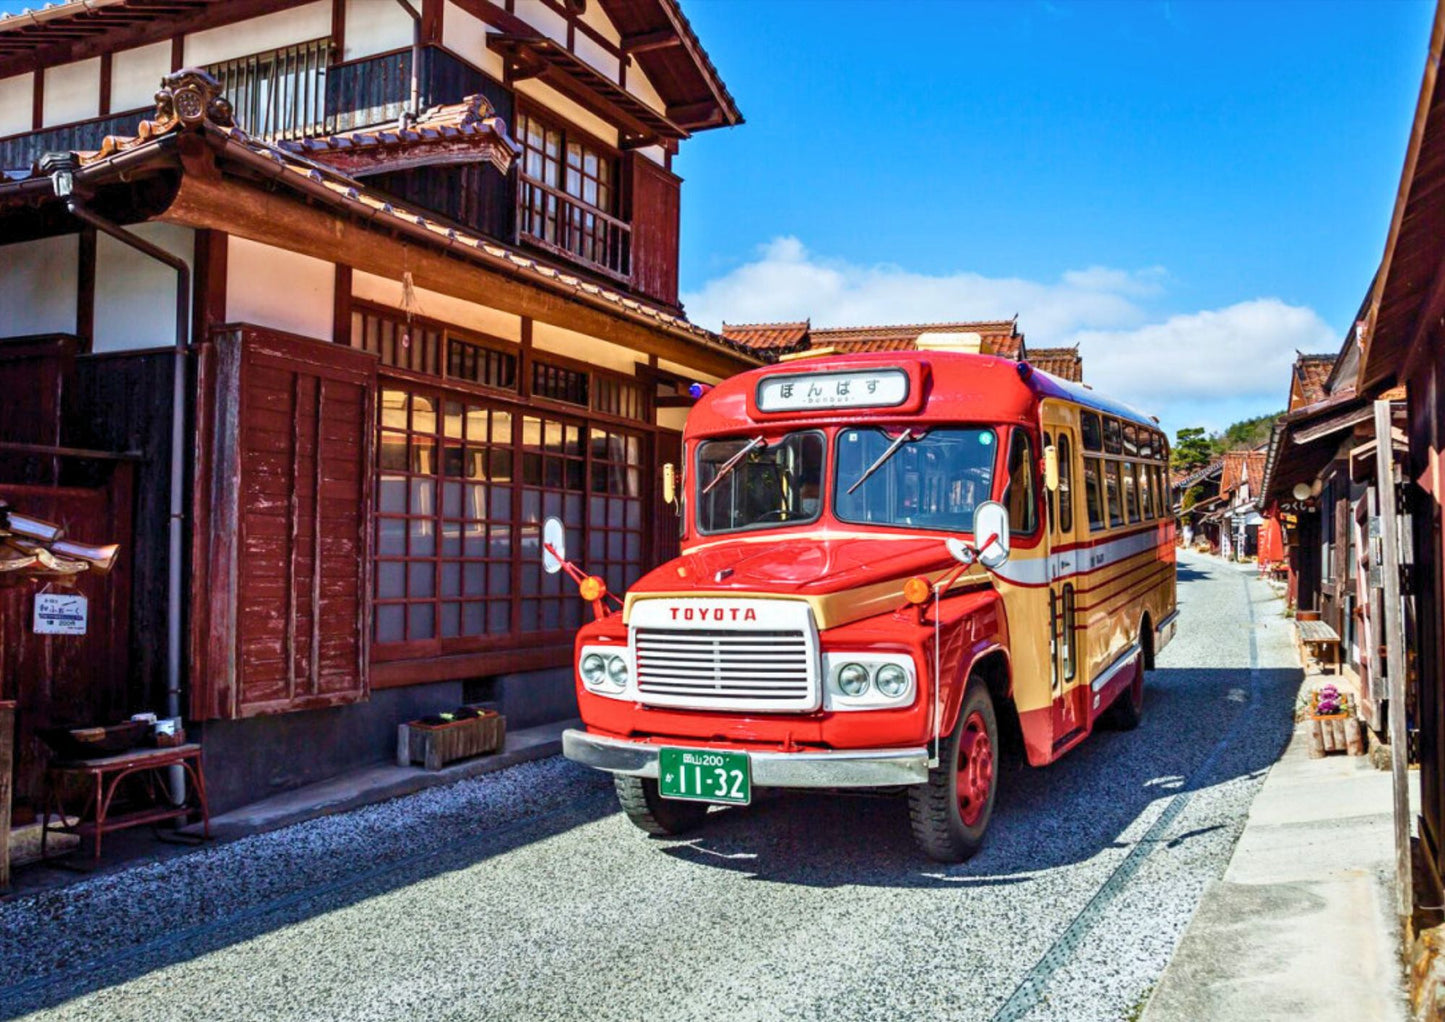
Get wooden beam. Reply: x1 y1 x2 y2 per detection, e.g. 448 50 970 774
622 29 680 55
333 264 352 345
192 227 228 342
170 31 183 72
98 51 112 116
420 0 443 46
331 0 346 61
157 174 754 381
77 226 96 351
31 69 42 130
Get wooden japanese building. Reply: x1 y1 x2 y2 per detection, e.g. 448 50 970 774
0 0 751 812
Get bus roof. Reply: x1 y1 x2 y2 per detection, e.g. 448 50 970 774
687 349 1160 438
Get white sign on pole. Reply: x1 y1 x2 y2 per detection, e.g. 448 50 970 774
34 593 88 635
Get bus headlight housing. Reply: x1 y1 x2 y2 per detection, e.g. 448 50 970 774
823 654 916 710
578 646 629 698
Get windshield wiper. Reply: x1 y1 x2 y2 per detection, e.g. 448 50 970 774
703 435 767 494
847 429 918 495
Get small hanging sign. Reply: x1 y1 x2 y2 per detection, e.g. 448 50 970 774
34 593 88 635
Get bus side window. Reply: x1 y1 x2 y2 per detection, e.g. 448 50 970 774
1044 431 1055 532
1138 462 1153 520
1106 461 1124 527
1004 429 1037 536
1124 463 1140 524
1063 582 1077 681
1084 456 1104 531
1057 434 1074 533
1081 412 1102 452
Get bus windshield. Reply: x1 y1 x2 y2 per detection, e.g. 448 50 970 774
834 427 997 530
696 431 825 533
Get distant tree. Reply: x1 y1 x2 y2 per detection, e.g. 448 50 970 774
1171 427 1216 472
1219 410 1283 451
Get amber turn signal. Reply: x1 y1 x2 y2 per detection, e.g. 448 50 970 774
903 577 932 605
579 575 607 602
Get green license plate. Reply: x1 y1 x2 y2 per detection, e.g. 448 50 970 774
658 747 751 805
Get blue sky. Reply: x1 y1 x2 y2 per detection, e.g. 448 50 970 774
673 1 1436 438
4 0 1432 438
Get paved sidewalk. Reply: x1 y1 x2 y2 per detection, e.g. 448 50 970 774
1143 715 1412 1021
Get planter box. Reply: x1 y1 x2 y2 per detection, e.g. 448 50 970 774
397 711 505 771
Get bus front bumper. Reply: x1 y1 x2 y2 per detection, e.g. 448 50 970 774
1155 609 1180 653
562 730 931 788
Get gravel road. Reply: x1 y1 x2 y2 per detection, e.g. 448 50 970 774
1 551 1300 1022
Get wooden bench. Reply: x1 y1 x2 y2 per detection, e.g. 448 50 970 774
1297 619 1341 674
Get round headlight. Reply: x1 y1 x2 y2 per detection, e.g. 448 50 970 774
837 663 870 697
876 664 909 698
606 655 629 687
580 653 607 687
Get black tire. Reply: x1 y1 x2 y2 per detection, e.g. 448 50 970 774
909 679 999 862
614 774 710 836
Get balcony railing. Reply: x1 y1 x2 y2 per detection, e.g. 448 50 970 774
207 37 332 142
517 173 631 282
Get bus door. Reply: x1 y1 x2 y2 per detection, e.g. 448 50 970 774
1042 415 1086 741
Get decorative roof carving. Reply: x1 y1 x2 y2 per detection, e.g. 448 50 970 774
92 68 231 161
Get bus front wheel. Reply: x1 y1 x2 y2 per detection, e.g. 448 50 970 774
909 679 999 862
614 774 710 836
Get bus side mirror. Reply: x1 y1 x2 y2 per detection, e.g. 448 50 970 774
972 500 1011 569
1043 445 1059 492
662 463 676 506
542 516 566 575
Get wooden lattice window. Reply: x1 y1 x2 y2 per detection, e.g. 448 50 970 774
594 375 646 422
447 336 518 390
532 360 590 407
352 308 442 375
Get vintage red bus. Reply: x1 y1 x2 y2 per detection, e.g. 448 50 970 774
552 342 1177 860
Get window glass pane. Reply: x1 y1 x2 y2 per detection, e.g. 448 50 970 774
1104 418 1123 455
1084 458 1104 531
1003 429 1037 536
1058 435 1074 533
1081 412 1102 452
833 428 994 532
1123 463 1140 524
1106 462 1124 527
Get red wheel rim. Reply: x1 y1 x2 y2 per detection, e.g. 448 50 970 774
956 710 994 827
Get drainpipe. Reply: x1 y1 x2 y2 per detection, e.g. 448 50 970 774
392 0 423 127
48 157 190 804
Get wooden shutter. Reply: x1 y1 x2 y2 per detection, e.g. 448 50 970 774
629 155 681 309
192 327 376 719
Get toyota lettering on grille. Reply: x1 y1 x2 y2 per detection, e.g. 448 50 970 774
668 606 758 622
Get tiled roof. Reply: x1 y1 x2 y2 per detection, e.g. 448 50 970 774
1174 459 1223 491
277 95 519 176
0 69 758 367
1218 449 1266 497
1291 352 1336 410
720 321 811 353
1027 346 1083 382
810 321 1022 356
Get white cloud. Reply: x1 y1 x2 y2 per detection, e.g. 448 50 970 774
682 238 1338 436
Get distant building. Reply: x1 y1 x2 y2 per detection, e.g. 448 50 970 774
720 320 1085 382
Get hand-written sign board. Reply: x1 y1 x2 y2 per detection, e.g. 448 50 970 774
34 593 88 635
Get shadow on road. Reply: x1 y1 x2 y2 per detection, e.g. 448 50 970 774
655 664 1302 888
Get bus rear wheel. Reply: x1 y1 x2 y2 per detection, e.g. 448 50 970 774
614 774 710 836
909 680 999 862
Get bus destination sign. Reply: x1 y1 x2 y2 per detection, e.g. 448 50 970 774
755 368 909 413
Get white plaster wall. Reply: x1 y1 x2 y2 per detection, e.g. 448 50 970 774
658 407 689 432
574 34 619 83
227 236 334 341
533 321 638 375
344 0 414 60
185 1 331 66
577 2 621 46
658 359 721 386
0 235 77 338
0 73 32 137
514 78 617 146
636 144 665 166
627 63 667 117
352 270 521 341
43 58 100 127
442 1 505 79
111 41 172 113
93 223 195 353
512 1 569 47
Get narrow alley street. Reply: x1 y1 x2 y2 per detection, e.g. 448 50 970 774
1 552 1304 1022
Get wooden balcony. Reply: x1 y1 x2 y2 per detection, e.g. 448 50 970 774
516 172 632 283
